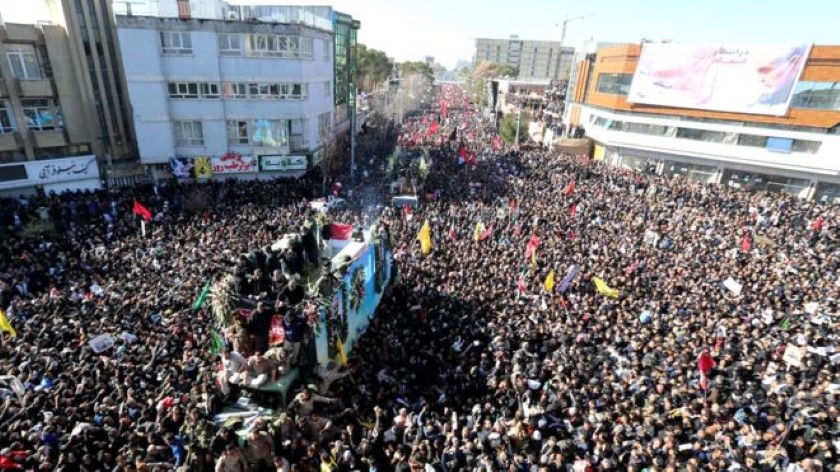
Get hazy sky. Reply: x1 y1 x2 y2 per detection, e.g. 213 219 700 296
3 0 839 69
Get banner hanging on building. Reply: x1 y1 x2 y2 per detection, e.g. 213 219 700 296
627 43 811 116
259 155 308 172
211 153 257 174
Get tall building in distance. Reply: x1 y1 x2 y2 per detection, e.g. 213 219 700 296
475 35 575 81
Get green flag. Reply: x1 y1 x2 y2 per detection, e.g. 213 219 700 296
209 328 224 355
781 317 791 330
192 281 211 311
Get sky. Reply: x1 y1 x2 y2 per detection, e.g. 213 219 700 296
2 0 839 69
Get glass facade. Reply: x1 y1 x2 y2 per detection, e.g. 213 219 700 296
333 12 360 128
596 73 633 96
791 81 840 110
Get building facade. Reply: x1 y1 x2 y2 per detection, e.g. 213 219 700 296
115 13 334 176
475 36 575 81
332 11 360 136
564 43 840 202
0 21 103 193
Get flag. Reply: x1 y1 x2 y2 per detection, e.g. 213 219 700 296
564 180 576 196
133 200 152 221
741 233 752 252
568 203 577 218
209 328 224 355
328 223 354 240
427 121 438 136
781 317 791 330
403 204 413 221
473 221 485 241
335 337 348 366
558 264 581 293
524 234 540 260
544 271 556 292
517 273 527 294
624 261 639 277
192 281 211 311
417 219 432 255
492 135 502 150
593 277 619 298
0 309 17 338
269 315 286 345
478 224 493 241
698 349 715 376
509 198 517 211
560 297 568 310
448 222 456 241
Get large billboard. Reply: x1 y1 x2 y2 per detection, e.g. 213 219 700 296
627 43 811 116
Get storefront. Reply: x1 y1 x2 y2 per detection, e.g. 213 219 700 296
721 170 810 198
258 155 309 176
0 155 102 196
662 161 718 184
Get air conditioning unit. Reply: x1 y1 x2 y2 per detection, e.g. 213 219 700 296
227 10 240 20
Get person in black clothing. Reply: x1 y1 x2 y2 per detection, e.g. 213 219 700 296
277 278 305 307
247 301 273 355
248 268 271 299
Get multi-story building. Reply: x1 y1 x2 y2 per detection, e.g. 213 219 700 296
564 43 840 201
332 11 360 137
0 20 103 194
475 35 575 81
114 5 335 177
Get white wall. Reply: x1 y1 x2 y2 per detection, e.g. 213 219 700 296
118 22 334 164
580 105 840 179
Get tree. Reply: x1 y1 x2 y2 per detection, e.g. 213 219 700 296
499 111 528 144
464 61 519 107
396 61 434 79
356 44 393 92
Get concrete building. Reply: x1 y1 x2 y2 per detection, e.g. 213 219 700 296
475 35 575 80
0 21 103 194
114 7 335 177
565 43 840 201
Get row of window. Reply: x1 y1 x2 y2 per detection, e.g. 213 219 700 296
167 82 319 100
174 118 317 148
5 44 43 80
596 73 840 112
590 114 822 154
0 99 63 133
160 31 321 60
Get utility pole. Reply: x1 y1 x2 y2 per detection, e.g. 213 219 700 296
350 86 357 185
514 101 522 144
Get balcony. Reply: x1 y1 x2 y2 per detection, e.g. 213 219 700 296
31 129 67 148
0 132 20 151
18 79 53 97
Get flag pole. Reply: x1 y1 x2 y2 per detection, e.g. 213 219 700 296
141 220 147 238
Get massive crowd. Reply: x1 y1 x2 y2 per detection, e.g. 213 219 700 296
1 85 838 472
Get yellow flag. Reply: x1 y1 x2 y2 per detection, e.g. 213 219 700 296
335 337 348 366
473 221 485 241
417 219 432 255
0 309 16 338
544 271 555 291
593 277 619 298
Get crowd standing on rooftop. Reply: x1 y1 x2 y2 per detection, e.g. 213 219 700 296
0 84 838 472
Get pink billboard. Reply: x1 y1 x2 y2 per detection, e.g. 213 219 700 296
628 43 811 116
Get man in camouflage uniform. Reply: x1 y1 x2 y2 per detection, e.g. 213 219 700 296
180 408 215 472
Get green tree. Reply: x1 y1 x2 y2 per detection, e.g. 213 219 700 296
396 61 434 79
499 111 528 144
356 44 393 92
464 61 519 107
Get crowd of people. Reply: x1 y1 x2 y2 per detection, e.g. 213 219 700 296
1 83 838 472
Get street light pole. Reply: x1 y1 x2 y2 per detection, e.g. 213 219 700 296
514 101 522 144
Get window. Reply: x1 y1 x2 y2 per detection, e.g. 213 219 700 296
248 83 277 100
624 122 669 136
222 82 247 99
318 112 332 138
252 119 287 147
21 99 61 131
6 44 41 79
200 83 220 98
596 73 632 95
290 119 305 150
0 101 16 133
226 120 249 145
247 34 313 59
766 137 793 153
168 82 199 99
676 128 726 143
791 81 840 111
160 31 192 55
218 33 241 55
323 80 331 97
323 39 330 61
737 134 768 148
792 139 821 154
174 121 203 145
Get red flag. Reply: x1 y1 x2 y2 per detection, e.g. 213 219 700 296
509 198 516 211
449 223 456 241
467 152 478 166
427 121 438 136
329 223 354 240
269 315 286 345
524 234 540 259
568 203 577 218
403 204 413 221
813 216 825 231
133 200 152 221
478 224 493 241
564 180 576 196
698 349 715 376
740 233 752 252
517 273 527 294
